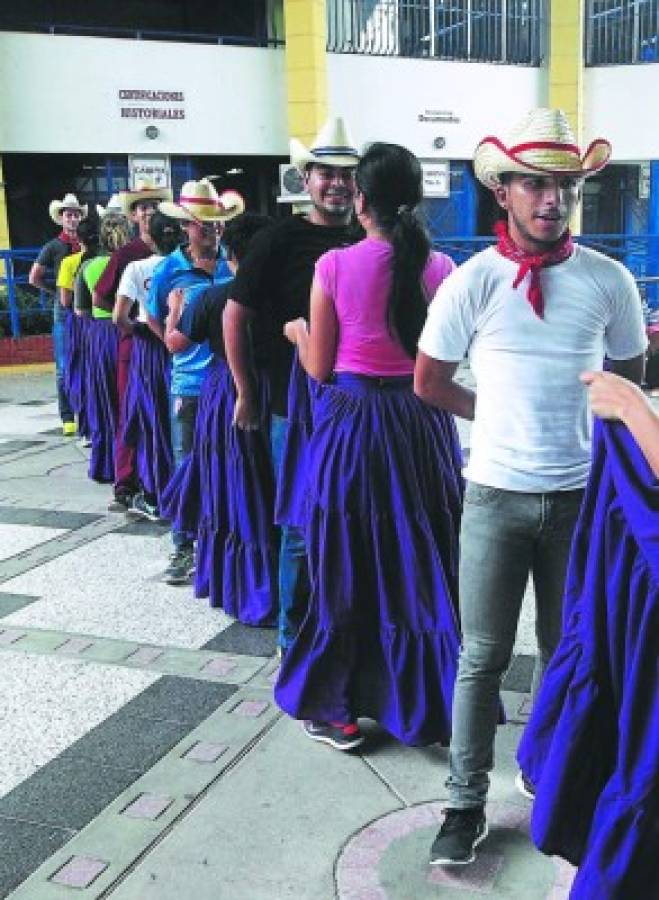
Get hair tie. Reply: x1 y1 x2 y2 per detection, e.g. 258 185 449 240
397 203 412 218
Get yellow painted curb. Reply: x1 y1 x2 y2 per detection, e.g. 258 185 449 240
0 362 55 376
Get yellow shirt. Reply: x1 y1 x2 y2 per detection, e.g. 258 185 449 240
56 251 83 290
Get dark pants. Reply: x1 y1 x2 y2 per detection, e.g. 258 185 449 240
53 316 73 423
270 413 310 651
114 332 137 496
170 393 199 550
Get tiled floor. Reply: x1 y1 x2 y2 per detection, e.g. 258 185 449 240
0 370 584 900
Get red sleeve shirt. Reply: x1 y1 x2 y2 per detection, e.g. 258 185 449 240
94 237 151 306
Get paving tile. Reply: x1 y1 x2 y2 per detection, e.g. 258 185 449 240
503 653 535 693
200 657 237 678
203 621 277 657
0 816 75 898
124 646 165 665
231 699 270 718
121 676 238 725
122 793 174 821
0 753 143 829
55 637 94 654
182 741 229 763
0 629 26 644
0 591 39 618
50 855 109 887
0 506 100 530
56 712 192 772
0 440 45 456
115 521 170 537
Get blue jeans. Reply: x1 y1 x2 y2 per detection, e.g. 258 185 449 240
447 482 584 809
53 316 73 423
169 394 198 550
271 414 310 651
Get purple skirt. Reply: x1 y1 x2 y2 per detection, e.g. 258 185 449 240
85 319 118 483
517 420 659 898
162 359 278 626
275 373 464 746
63 311 90 439
123 328 173 503
274 352 319 528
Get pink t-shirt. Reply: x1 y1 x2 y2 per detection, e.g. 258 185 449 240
315 237 455 376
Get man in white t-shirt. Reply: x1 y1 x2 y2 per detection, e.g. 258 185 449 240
415 109 648 867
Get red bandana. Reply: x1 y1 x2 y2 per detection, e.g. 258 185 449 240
494 220 573 318
58 230 81 254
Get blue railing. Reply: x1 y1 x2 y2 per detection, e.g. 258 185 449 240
3 235 659 337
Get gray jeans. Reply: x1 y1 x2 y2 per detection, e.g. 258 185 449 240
447 481 584 809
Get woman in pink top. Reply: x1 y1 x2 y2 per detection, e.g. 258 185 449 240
274 143 464 750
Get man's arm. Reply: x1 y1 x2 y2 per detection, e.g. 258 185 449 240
29 262 52 295
146 312 164 342
92 288 114 315
609 353 645 386
59 287 73 309
223 299 258 430
164 289 193 354
113 295 136 334
414 353 476 420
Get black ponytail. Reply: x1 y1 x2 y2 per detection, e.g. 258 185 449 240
355 143 431 358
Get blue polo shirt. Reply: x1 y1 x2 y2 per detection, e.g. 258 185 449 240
170 268 228 397
146 246 231 323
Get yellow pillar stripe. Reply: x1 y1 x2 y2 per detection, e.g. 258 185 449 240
0 156 10 274
284 0 328 145
548 0 584 233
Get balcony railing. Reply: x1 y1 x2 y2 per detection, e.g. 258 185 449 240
586 0 659 65
327 0 546 65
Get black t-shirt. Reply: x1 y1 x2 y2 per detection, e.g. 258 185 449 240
179 280 270 367
36 237 74 322
230 215 354 416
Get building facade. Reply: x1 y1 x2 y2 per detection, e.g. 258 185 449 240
1 0 658 248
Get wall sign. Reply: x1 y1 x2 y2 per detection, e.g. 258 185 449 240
128 156 171 189
118 88 185 121
421 161 450 198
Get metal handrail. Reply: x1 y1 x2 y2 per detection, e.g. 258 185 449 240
3 234 659 337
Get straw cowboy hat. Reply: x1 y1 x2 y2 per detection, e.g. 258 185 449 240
49 193 88 225
473 108 612 189
290 116 360 171
117 180 173 216
159 178 245 223
96 194 125 218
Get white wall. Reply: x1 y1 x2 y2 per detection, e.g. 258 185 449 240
0 33 288 155
328 54 548 160
584 65 659 161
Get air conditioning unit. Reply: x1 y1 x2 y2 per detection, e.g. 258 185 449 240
277 163 310 204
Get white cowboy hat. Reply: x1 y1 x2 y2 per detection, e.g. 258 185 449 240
96 194 125 218
49 193 88 225
473 108 612 189
159 179 245 223
118 180 173 216
290 116 360 171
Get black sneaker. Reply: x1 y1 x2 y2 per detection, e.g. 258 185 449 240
303 721 365 751
429 807 488 866
163 547 194 585
515 771 536 800
126 492 162 523
107 493 133 513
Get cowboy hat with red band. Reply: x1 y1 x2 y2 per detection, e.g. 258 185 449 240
159 178 245 223
473 108 612 189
